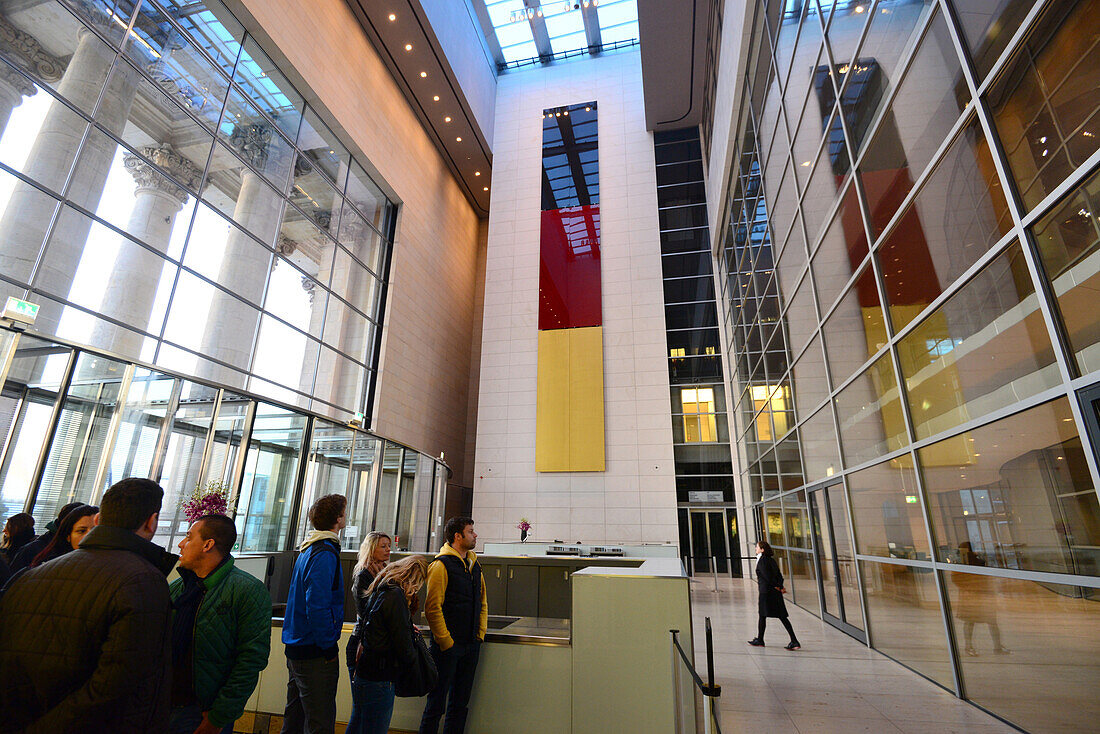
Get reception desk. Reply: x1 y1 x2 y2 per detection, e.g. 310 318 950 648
240 554 694 733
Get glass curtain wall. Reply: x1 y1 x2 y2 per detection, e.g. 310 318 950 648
656 128 740 577
0 0 396 425
0 328 447 553
718 1 1100 730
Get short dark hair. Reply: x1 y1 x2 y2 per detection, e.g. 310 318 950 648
98 478 163 531
196 514 237 557
308 494 347 531
444 516 474 546
56 502 84 523
756 539 774 557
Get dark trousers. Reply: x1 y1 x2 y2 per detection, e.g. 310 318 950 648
758 614 797 643
169 705 234 734
418 640 481 734
281 656 339 734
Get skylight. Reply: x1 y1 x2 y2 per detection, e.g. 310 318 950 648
480 0 639 70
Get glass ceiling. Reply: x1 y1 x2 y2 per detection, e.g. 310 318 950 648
482 0 640 67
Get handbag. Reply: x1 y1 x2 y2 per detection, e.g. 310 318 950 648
395 625 438 697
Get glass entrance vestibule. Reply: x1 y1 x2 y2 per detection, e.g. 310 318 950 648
0 327 447 553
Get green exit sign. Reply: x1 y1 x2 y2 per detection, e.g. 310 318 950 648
905 495 918 504
3 297 39 324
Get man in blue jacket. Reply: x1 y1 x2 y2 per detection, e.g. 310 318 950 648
280 494 346 734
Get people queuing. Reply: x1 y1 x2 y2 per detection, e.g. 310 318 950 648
28 503 98 568
419 516 486 734
347 554 430 734
0 496 491 734
280 494 347 734
170 514 273 734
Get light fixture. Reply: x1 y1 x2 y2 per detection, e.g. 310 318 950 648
456 137 462 142
433 95 440 101
585 106 590 111
800 160 811 167
405 43 412 51
483 186 489 191
388 13 396 21
444 116 452 123
854 4 864 12
475 171 481 176
420 71 427 77
563 110 568 115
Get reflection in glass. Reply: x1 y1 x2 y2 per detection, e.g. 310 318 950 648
800 403 839 482
1030 166 1100 374
833 351 906 468
296 420 351 547
898 242 1058 441
235 403 306 552
821 265 884 388
395 450 418 551
345 434 381 546
859 560 953 686
374 442 402 534
154 380 219 548
943 572 1099 733
848 455 929 560
987 0 1100 212
922 398 1100 576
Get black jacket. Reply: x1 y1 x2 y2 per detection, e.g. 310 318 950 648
0 525 178 733
344 566 376 670
436 553 483 645
0 529 35 567
755 555 788 618
352 582 417 682
8 532 52 574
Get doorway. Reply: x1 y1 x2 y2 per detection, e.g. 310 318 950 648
679 507 740 577
808 483 865 640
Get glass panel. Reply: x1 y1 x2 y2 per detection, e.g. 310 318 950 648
162 269 261 374
337 206 384 277
411 455 434 552
792 334 828 421
232 36 303 142
789 548 819 614
347 433 381 543
235 403 306 552
898 243 1058 441
1030 166 1100 374
202 391 251 489
987 0 1100 212
395 450 418 551
250 314 317 397
145 0 245 76
921 398 1100 576
828 483 863 629
0 337 71 518
859 560 953 686
288 162 341 233
877 122 1013 332
811 183 867 311
942 573 1099 733
811 488 838 617
314 344 366 416
295 419 351 546
765 500 784 547
345 161 388 233
957 0 1038 82
296 106 350 191
800 403 840 482
154 380 219 548
106 368 174 488
0 164 62 288
32 352 127 525
821 265 884 387
848 455 929 560
204 141 288 245
374 442 402 534
834 351 906 467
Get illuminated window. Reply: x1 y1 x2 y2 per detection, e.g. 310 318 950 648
681 387 718 442
670 347 686 357
750 385 791 442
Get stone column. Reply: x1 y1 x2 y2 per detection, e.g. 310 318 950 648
0 23 140 339
90 145 202 358
0 13 64 131
0 65 35 132
196 123 291 383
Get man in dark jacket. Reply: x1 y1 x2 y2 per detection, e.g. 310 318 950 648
170 514 272 734
8 501 82 574
281 493 346 734
0 478 177 733
418 516 487 734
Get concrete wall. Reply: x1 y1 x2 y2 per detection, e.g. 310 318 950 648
230 0 482 484
473 51 678 546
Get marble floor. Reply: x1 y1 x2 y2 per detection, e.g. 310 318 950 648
689 577 1020 734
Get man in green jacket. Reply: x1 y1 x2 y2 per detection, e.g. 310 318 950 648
169 514 273 734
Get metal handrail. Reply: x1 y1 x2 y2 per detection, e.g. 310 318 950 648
669 617 722 734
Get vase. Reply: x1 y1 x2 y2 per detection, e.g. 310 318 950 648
520 528 528 543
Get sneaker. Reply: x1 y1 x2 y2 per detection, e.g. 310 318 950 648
784 641 801 651
994 647 1012 655
965 646 979 657
747 638 765 647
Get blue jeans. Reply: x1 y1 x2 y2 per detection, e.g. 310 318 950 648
345 677 395 734
168 704 234 734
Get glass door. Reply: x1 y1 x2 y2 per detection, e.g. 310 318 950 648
685 509 737 576
809 482 865 640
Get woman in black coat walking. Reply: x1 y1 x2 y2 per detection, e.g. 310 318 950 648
748 540 801 650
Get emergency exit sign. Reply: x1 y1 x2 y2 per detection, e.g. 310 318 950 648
3 297 38 324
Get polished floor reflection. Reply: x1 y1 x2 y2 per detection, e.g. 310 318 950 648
691 578 1016 734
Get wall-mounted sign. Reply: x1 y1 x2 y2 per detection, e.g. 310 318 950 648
688 491 725 503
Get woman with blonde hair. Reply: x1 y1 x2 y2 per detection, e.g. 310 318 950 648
346 532 391 682
346 555 430 734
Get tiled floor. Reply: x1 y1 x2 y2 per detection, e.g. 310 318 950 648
689 577 1020 734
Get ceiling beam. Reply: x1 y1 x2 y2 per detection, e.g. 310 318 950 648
524 0 553 61
467 0 506 68
580 2 601 51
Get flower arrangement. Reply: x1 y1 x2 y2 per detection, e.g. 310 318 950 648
516 518 532 532
180 480 231 523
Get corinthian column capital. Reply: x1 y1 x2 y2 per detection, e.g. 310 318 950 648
123 145 203 204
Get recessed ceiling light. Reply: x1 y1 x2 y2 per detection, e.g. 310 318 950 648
456 137 462 142
444 116 452 123
854 4 864 11
388 13 396 21
420 71 427 77
483 187 488 191
405 43 412 51
433 95 440 101
475 171 481 176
